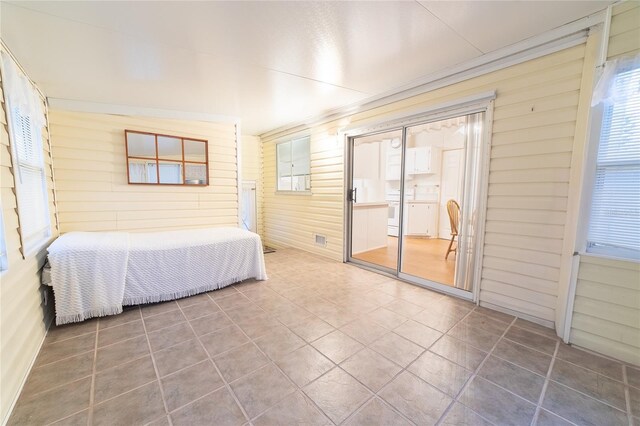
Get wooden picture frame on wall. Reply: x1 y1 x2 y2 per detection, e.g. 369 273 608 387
125 129 209 186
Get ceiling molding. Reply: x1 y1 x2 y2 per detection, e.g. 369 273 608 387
341 90 497 136
47 98 240 125
260 8 606 141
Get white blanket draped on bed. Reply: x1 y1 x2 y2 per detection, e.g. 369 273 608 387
124 227 267 305
48 232 129 325
47 227 267 325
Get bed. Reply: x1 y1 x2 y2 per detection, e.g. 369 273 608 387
44 227 268 325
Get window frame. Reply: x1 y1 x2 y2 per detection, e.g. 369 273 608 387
275 135 312 194
125 130 209 186
581 62 640 262
5 100 51 256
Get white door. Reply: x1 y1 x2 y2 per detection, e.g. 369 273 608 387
439 149 464 238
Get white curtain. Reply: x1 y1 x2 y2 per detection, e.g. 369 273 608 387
129 163 147 182
1 51 45 129
592 53 640 107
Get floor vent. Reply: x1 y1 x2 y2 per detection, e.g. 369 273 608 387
315 234 327 247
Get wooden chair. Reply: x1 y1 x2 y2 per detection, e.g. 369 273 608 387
445 199 460 260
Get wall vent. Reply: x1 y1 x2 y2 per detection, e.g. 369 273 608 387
314 234 327 247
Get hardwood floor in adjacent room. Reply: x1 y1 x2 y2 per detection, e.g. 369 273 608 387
354 237 456 286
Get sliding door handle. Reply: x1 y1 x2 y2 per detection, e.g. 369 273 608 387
348 188 357 203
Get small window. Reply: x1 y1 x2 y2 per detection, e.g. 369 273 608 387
586 61 640 260
276 136 311 192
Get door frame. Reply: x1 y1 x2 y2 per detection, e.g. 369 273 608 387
342 93 495 302
345 127 403 277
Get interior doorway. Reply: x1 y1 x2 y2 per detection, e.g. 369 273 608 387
346 110 488 298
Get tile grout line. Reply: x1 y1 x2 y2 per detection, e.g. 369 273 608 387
530 339 560 426
431 310 515 426
289 286 431 425
351 302 485 425
86 316 101 426
439 319 626 425
211 292 335 424
338 345 419 426
157 384 226 420
139 306 174 426
623 365 633 426
234 278 420 424
89 378 160 409
39 321 100 426
235 287 408 424
32 348 96 370
175 293 254 424
342 304 478 426
318 297 437 425
218 289 338 424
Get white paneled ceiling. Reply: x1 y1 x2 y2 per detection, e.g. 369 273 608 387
0 1 610 134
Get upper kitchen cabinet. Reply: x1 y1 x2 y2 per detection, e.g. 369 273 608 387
353 140 381 180
385 140 402 181
406 146 441 175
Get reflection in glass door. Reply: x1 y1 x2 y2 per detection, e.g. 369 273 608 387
348 129 403 273
399 112 485 292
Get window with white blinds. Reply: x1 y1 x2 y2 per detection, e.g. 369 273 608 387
587 64 640 260
9 105 51 253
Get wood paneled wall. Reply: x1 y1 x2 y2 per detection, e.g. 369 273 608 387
48 111 239 233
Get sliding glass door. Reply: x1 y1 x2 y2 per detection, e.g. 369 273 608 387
398 112 485 294
347 110 487 298
348 129 403 273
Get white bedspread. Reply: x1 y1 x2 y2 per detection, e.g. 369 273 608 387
123 227 267 305
48 232 129 325
47 227 267 324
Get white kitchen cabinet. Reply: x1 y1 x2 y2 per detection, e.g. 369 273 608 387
406 146 441 175
385 149 401 180
406 202 438 237
354 142 380 180
352 204 388 254
352 208 368 254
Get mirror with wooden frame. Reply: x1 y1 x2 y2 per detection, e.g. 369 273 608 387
125 130 208 186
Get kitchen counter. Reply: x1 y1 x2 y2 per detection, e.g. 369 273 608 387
354 202 389 208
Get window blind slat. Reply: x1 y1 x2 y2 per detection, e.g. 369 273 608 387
587 66 640 260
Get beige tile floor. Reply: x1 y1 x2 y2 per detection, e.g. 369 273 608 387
8 249 639 425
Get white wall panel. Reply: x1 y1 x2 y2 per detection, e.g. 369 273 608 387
0 67 57 424
263 40 596 325
48 110 239 233
569 2 640 366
